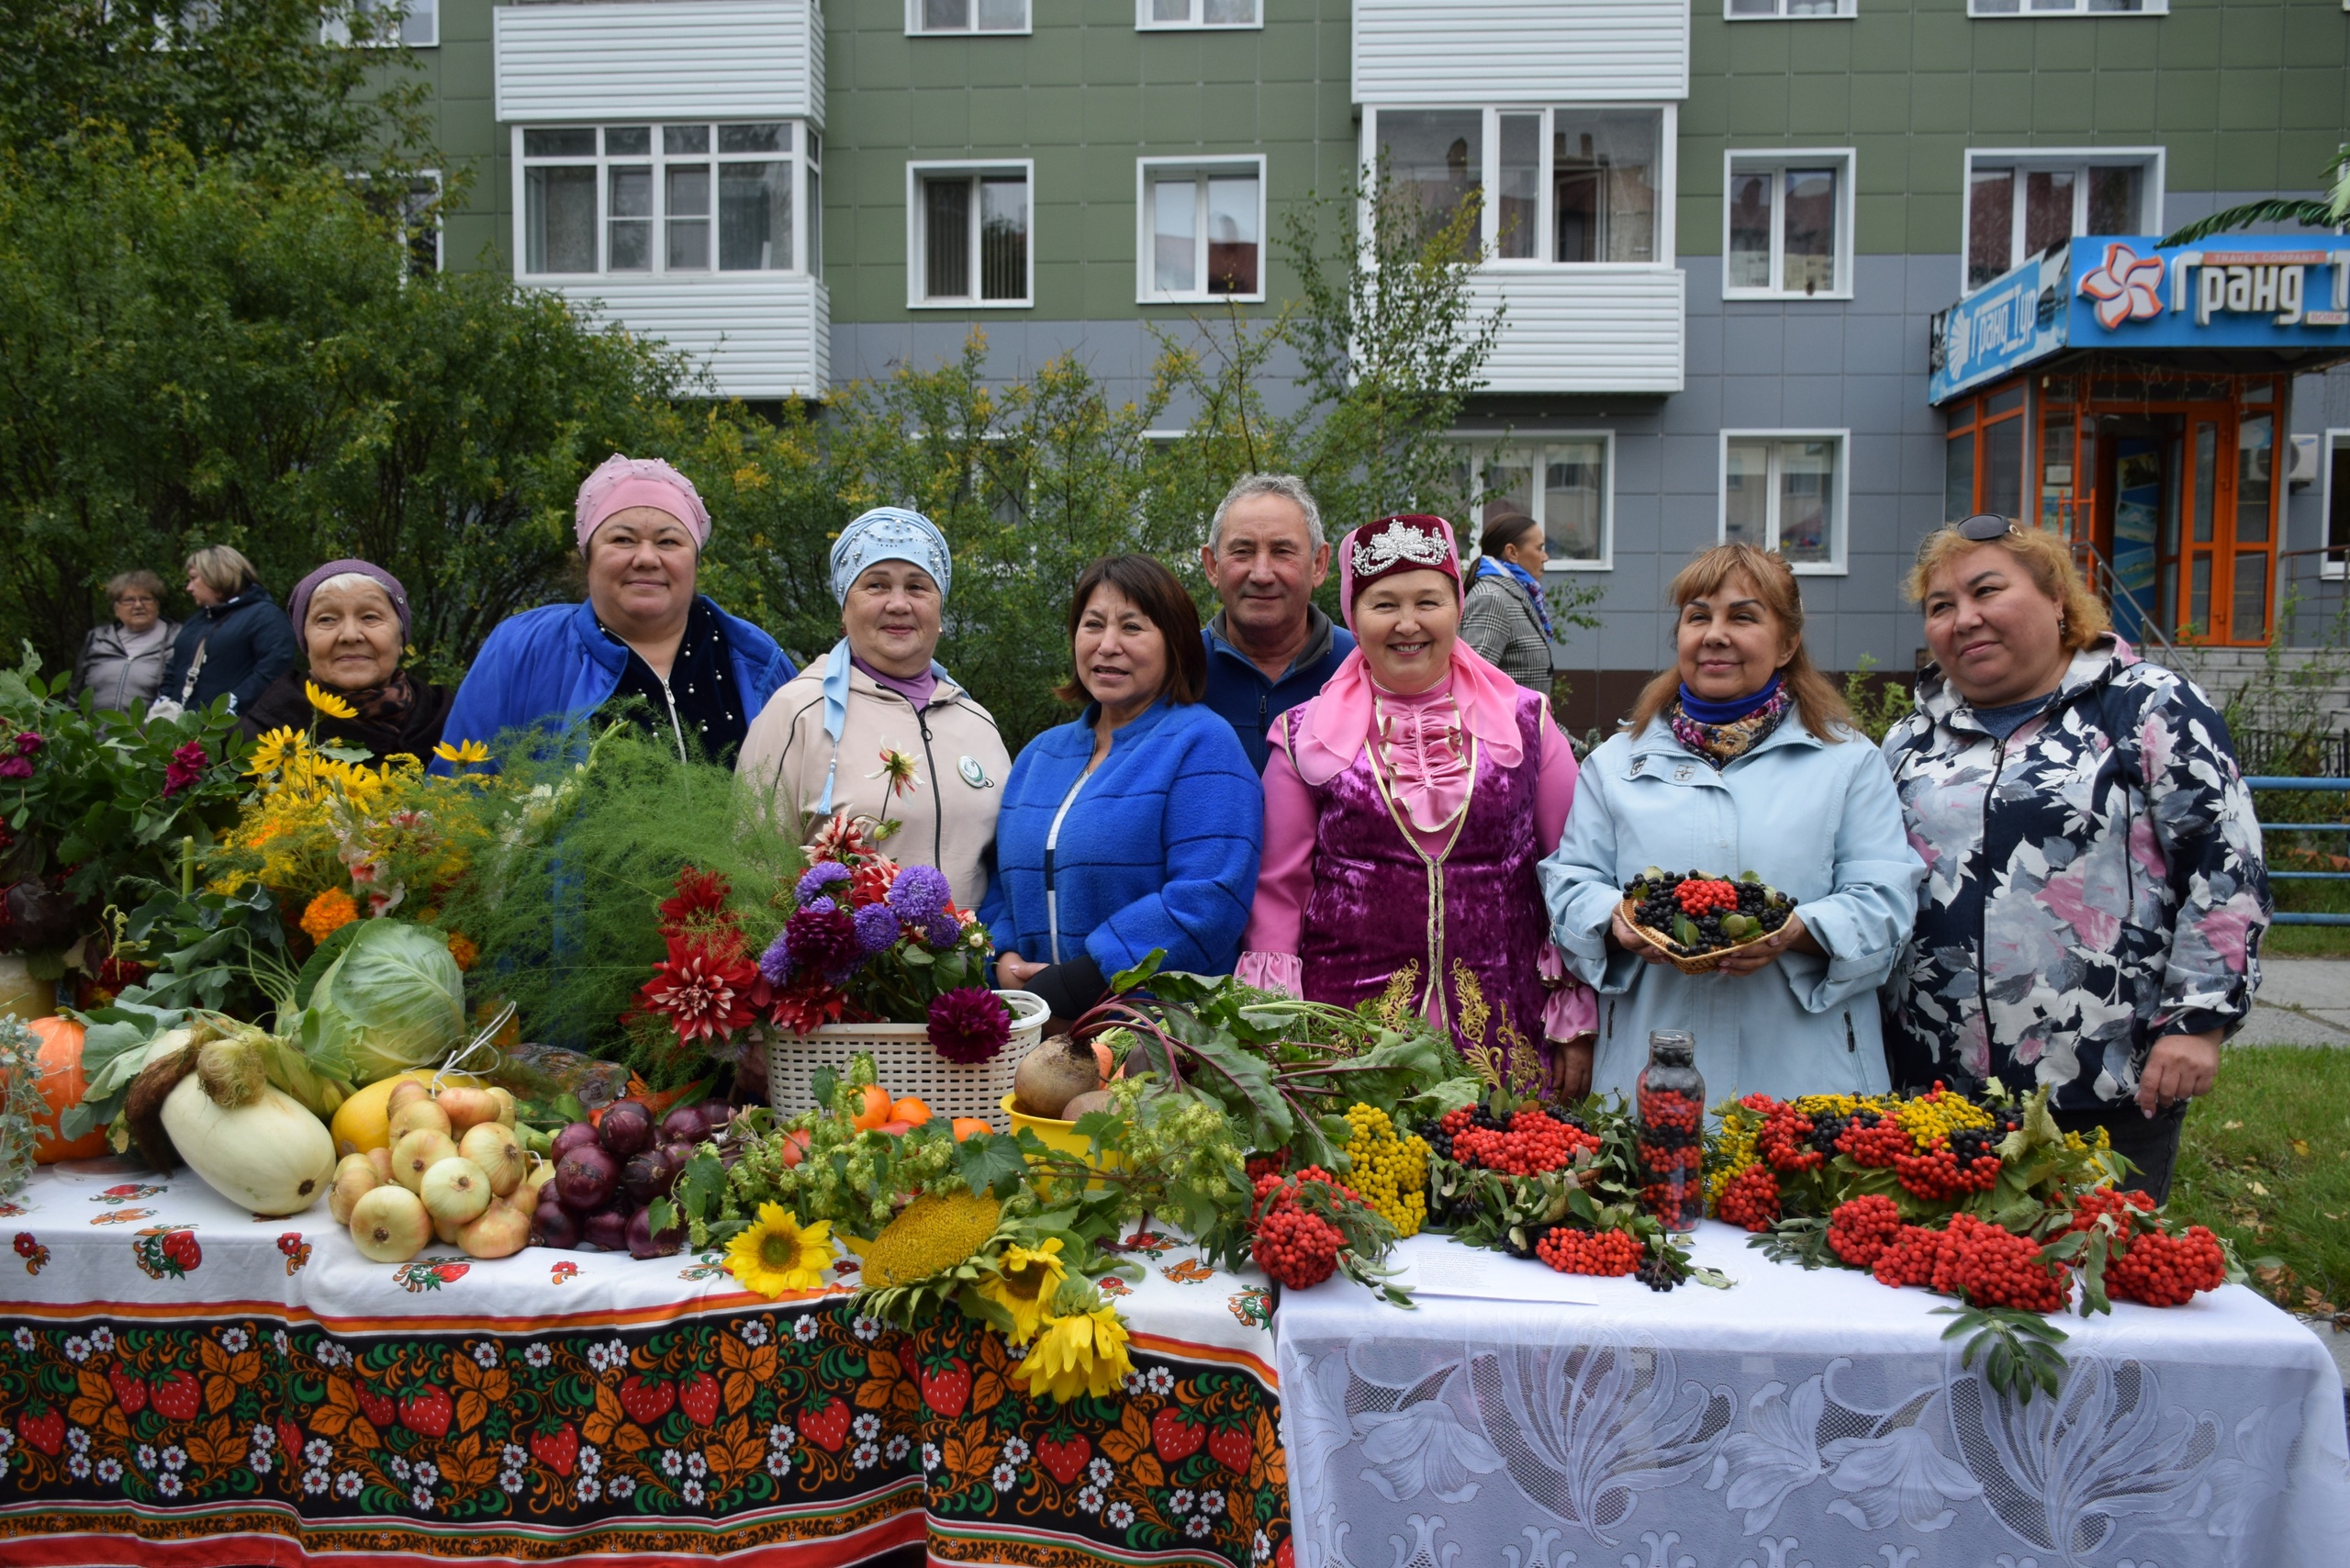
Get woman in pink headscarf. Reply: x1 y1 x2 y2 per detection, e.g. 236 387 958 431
435 454 796 768
1239 514 1596 1097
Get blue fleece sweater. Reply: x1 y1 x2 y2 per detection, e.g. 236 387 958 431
1198 610 1356 774
979 699 1263 980
432 598 794 771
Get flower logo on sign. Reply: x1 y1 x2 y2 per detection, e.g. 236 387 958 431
2078 242 2165 329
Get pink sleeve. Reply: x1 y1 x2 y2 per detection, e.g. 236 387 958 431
1539 945 1597 1041
1533 711 1579 855
1236 951 1304 996
1239 715 1317 964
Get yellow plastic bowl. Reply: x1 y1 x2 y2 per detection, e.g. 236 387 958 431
1002 1093 1122 1191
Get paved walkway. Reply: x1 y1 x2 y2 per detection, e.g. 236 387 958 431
2237 957 2350 1047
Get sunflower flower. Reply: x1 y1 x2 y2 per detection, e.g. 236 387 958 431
976 1238 1068 1345
304 681 357 721
725 1204 834 1297
247 726 308 779
848 1189 1001 1288
1011 1296 1134 1404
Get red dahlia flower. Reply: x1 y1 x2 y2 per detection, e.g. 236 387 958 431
927 986 1012 1064
639 935 761 1044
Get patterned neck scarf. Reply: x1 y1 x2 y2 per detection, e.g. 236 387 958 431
1669 682 1793 767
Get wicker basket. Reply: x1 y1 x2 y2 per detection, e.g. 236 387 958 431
1617 898 1775 977
766 990 1049 1128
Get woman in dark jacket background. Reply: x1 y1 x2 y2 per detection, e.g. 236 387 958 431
154 545 298 719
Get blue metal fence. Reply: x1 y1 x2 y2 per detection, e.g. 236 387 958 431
2244 777 2350 927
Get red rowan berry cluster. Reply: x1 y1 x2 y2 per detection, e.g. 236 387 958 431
1535 1226 1643 1277
2105 1226 2227 1307
1244 1151 1289 1186
1438 1106 1600 1176
1758 1106 1826 1172
1673 879 1740 916
1827 1195 1908 1268
1715 1165 1782 1232
1892 1140 2002 1200
2062 1185 2156 1237
1835 1120 1913 1169
1637 1088 1703 1133
1925 1215 2070 1312
1252 1206 1342 1289
1870 1226 1942 1288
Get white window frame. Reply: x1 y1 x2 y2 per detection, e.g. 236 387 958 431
402 169 443 274
1960 146 2165 295
1362 106 1678 271
1722 149 1856 300
2322 429 2350 580
1726 0 1855 17
1718 430 1850 575
510 123 818 281
1969 0 2165 15
326 0 437 48
906 0 1032 36
1458 436 1618 572
906 160 1035 309
1136 0 1262 28
1135 156 1268 305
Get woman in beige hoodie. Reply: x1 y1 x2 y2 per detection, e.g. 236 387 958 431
736 508 1011 909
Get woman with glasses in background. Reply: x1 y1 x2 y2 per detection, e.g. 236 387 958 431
73 572 181 711
1881 515 2271 1201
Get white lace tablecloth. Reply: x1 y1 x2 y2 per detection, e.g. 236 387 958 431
1275 1222 2350 1568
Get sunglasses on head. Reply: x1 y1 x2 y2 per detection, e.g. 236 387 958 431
1953 514 2017 542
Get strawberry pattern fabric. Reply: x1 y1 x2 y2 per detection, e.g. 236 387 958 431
1882 637 2270 1110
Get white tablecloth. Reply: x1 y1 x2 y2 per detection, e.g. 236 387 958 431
1275 1222 2350 1568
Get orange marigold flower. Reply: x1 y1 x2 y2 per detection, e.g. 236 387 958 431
446 932 479 971
299 889 359 944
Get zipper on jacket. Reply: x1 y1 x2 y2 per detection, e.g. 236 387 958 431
1258 690 1268 748
658 678 688 763
1974 737 2006 1061
1042 767 1092 966
1844 1010 1855 1053
1605 1001 1614 1040
916 708 942 871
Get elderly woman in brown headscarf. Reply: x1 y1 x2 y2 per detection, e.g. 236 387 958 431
239 559 454 765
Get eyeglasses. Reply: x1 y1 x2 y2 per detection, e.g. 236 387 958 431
114 595 158 607
1953 514 2017 542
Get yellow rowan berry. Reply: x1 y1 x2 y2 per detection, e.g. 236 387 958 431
1341 1103 1427 1238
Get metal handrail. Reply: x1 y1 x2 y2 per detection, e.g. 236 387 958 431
2245 776 2350 925
2076 539 2177 658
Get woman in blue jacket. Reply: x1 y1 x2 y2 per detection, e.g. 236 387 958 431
437 454 793 767
983 554 1264 1021
1539 544 1923 1103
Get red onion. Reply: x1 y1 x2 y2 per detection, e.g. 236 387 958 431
599 1100 655 1159
627 1204 684 1260
554 1144 618 1213
661 1104 709 1144
552 1122 601 1159
531 1202 580 1250
582 1209 630 1252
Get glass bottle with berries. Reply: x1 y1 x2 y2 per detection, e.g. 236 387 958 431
1635 1031 1706 1231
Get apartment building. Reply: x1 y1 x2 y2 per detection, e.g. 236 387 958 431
400 0 2350 724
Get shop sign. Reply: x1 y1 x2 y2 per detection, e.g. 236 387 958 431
1930 233 2350 405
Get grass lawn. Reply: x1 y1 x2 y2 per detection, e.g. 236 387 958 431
2266 924 2350 958
2171 1047 2350 1320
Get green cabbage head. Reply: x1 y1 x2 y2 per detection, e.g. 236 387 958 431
306 920 467 1085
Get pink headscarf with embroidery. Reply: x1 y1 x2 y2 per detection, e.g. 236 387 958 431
1288 515 1528 823
574 454 712 550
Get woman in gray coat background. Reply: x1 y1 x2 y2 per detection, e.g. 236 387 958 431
1460 507 1557 691
71 570 180 711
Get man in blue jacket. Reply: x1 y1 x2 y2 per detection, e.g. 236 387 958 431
1196 474 1355 773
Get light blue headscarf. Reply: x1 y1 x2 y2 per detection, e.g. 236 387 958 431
815 507 955 812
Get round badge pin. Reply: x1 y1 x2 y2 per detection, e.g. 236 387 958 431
957 756 992 789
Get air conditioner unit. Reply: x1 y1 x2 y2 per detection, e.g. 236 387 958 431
2287 432 2320 487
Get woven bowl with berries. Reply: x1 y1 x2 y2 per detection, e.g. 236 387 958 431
1617 868 1795 977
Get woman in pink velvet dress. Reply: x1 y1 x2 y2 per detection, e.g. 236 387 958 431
1238 514 1596 1098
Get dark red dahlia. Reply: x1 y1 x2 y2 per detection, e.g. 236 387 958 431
927 986 1012 1064
162 740 207 797
782 904 860 976
659 866 733 932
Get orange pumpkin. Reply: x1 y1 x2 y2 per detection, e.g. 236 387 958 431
28 1017 106 1163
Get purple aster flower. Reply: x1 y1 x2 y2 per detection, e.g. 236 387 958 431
794 862 852 904
757 931 792 986
921 912 961 950
887 865 951 923
803 896 835 914
853 902 901 956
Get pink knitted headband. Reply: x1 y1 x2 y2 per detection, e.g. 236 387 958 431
574 454 711 549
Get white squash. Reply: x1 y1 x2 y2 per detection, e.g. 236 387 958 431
160 1071 337 1215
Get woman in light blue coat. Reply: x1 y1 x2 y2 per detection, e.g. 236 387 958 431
1539 545 1923 1103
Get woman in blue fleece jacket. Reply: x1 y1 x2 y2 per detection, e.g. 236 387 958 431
982 554 1264 1020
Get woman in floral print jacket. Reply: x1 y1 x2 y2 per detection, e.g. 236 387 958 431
1882 518 2269 1201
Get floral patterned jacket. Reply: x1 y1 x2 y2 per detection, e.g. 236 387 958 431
1880 637 2269 1112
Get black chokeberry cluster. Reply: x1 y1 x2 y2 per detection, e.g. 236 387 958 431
1806 1105 1880 1158
1634 1249 1681 1293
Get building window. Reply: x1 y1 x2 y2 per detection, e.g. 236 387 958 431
1370 106 1670 267
1728 0 1852 15
1138 160 1263 302
1722 433 1846 571
1725 151 1853 298
330 0 436 47
518 123 814 278
910 163 1032 307
910 0 1028 34
1138 0 1259 26
2327 431 2350 580
1971 0 2161 14
1460 440 1615 569
1964 151 2159 292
